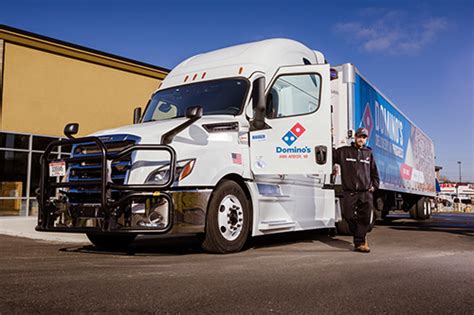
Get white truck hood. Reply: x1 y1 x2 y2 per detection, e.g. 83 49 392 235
91 115 242 145
88 115 247 186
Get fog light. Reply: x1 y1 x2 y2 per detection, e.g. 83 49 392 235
135 199 169 228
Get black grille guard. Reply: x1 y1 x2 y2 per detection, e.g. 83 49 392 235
36 136 177 233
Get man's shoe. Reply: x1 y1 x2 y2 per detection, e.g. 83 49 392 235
354 241 370 253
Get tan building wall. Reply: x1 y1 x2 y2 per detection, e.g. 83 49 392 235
0 39 4 124
0 24 169 137
0 25 169 217
1 43 161 137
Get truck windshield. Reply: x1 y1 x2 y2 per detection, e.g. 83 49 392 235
142 79 249 122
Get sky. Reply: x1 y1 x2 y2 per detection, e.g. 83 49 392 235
1 0 473 182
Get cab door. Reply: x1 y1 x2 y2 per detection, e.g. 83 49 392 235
250 65 332 176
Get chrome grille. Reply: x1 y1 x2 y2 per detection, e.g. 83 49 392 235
67 137 137 203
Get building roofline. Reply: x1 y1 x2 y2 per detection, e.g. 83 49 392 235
0 24 170 79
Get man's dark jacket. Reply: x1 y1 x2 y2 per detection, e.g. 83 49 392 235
334 143 380 192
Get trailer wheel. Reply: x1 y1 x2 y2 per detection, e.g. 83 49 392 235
419 198 432 220
409 197 431 220
86 233 136 250
201 180 251 254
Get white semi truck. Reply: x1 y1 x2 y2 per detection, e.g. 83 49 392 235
37 39 436 253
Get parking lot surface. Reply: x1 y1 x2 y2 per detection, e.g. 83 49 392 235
1 213 473 313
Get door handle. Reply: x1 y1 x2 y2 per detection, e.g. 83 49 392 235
314 145 327 165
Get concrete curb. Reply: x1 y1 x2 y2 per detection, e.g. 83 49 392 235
0 217 88 243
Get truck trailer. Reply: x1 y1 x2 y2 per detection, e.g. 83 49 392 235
36 39 436 253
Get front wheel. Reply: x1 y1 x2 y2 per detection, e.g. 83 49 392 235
201 180 251 254
86 233 136 250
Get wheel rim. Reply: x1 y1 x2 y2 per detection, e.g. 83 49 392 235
423 200 427 216
217 194 244 241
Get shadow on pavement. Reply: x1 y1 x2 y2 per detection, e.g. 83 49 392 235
378 214 474 238
249 229 353 252
60 235 204 256
59 229 354 256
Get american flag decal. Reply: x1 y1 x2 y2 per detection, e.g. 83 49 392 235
232 153 242 165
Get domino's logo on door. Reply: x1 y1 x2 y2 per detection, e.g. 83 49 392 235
276 122 311 158
282 123 306 146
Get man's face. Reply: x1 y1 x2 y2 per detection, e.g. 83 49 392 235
355 135 367 147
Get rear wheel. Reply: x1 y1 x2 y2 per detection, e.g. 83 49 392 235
420 198 432 219
86 233 136 250
336 218 351 235
201 180 251 254
337 199 376 235
367 208 375 232
409 197 431 220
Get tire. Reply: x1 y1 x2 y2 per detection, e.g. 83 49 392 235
419 198 432 220
409 206 418 219
367 208 375 232
86 233 136 250
409 197 431 220
374 196 389 221
201 180 251 254
337 201 375 235
336 218 351 235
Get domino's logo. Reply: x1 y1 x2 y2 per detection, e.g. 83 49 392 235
282 123 306 146
276 122 311 155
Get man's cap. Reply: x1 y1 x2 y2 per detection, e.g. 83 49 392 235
355 127 369 137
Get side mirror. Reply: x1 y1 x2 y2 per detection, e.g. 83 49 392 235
186 106 203 119
251 77 266 130
161 106 203 145
64 123 79 139
133 107 142 124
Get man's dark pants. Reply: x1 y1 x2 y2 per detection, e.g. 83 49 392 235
341 191 373 246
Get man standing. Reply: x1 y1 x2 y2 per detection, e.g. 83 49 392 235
334 127 380 253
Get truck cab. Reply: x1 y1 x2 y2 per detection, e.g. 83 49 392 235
36 39 342 253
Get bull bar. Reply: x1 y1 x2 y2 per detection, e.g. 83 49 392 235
36 136 177 234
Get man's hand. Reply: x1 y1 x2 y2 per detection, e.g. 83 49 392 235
369 186 375 192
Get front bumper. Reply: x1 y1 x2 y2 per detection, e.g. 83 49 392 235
35 189 212 235
36 136 211 235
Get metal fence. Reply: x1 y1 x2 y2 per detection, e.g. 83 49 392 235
0 131 66 216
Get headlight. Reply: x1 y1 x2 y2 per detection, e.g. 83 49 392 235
145 159 196 184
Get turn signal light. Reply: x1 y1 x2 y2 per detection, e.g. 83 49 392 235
179 160 196 181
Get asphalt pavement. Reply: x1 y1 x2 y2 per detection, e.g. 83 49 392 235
0 213 473 314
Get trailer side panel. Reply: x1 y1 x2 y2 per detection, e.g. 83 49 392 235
354 73 436 197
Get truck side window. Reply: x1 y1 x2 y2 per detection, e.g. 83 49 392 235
266 74 321 119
